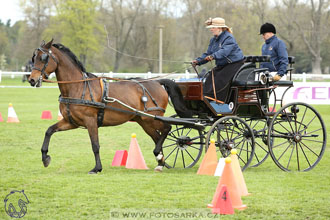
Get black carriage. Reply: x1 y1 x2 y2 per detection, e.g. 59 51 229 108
162 56 327 172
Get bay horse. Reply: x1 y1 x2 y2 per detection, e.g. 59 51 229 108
28 39 192 174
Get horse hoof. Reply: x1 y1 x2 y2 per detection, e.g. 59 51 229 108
88 168 102 174
43 155 51 167
154 166 163 172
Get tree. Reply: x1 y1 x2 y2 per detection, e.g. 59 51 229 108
44 0 103 66
104 0 143 72
294 0 330 74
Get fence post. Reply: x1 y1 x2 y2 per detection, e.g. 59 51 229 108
109 71 113 82
302 72 306 83
147 71 151 79
0 70 2 83
185 69 190 79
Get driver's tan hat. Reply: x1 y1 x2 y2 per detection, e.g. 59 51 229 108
205 17 228 28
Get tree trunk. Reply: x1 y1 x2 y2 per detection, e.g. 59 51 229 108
311 56 322 74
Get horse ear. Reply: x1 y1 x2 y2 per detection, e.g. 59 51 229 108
44 39 54 49
40 40 45 47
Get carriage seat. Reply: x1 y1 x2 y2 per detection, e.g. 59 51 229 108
231 55 295 88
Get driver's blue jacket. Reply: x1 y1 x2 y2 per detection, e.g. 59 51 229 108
195 31 244 67
260 35 288 76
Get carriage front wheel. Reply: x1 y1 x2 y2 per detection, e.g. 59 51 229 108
163 118 204 169
267 102 326 171
205 116 255 171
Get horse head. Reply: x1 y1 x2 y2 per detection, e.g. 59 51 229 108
29 39 58 87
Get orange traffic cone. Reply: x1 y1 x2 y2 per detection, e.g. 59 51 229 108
0 112 3 122
41 110 52 120
57 110 63 120
125 133 149 170
197 139 218 175
112 150 128 166
212 185 234 215
230 149 250 196
208 157 247 210
7 103 19 123
214 158 225 176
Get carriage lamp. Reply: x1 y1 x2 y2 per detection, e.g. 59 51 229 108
260 71 273 84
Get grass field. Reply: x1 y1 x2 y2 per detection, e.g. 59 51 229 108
0 78 330 219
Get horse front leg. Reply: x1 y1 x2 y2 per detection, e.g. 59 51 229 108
154 123 171 172
41 119 77 167
86 122 102 174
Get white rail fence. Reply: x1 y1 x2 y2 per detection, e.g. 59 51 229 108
1 71 330 83
1 71 330 104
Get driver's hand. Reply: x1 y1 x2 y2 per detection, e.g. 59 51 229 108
191 60 199 67
204 55 214 61
272 74 282 81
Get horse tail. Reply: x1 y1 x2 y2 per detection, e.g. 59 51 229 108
158 79 193 118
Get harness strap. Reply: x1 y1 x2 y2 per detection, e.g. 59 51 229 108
131 80 165 112
65 103 80 127
97 79 108 127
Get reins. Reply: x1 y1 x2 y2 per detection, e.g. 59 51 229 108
42 74 172 84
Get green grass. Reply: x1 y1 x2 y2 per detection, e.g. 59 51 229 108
0 81 330 219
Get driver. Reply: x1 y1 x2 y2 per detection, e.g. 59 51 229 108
192 17 244 102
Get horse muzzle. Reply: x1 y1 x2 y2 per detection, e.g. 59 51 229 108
28 76 43 87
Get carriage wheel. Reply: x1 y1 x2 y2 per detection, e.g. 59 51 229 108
245 118 270 167
268 102 326 171
163 122 204 169
205 116 255 171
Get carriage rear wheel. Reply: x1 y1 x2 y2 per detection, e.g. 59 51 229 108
244 118 270 167
205 116 255 171
268 102 326 171
163 118 204 169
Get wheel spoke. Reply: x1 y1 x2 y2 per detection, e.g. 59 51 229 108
300 115 317 133
165 136 177 142
299 141 320 157
286 143 295 169
277 142 292 162
301 128 322 136
298 106 308 132
255 141 268 153
298 142 312 168
165 146 178 160
181 150 185 168
163 143 177 149
173 148 180 168
302 139 324 144
272 140 290 149
296 144 300 171
184 149 196 161
277 120 292 134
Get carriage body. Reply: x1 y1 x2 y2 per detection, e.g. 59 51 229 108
163 56 326 172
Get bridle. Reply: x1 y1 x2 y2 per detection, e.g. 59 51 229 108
32 47 59 80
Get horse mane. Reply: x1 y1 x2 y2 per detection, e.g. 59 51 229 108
52 43 96 78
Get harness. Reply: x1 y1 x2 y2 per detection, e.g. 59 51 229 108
59 76 165 128
33 47 165 128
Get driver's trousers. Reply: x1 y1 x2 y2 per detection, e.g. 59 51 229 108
203 60 244 102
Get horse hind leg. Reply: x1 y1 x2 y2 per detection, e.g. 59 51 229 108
136 117 171 172
153 123 171 172
41 120 77 167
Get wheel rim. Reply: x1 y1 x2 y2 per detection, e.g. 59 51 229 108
245 118 270 167
268 102 327 171
163 124 204 169
205 116 255 171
